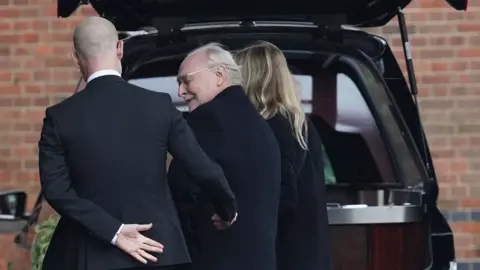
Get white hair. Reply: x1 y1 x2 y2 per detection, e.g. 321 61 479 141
186 42 242 85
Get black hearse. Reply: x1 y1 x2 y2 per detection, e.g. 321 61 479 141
0 0 468 269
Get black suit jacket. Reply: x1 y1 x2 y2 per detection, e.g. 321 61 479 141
168 85 281 270
38 75 237 270
268 115 332 270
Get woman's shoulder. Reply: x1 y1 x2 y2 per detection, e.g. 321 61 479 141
266 114 291 131
266 114 299 148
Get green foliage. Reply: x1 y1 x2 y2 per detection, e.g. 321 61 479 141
322 145 336 184
30 215 59 270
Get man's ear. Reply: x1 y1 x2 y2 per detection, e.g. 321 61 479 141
70 51 80 69
116 40 124 60
216 65 227 86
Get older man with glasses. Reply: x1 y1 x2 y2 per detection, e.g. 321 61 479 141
168 43 281 270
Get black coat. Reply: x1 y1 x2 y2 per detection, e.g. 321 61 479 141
168 85 281 270
267 115 332 270
38 75 237 270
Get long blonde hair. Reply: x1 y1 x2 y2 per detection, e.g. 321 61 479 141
234 41 308 149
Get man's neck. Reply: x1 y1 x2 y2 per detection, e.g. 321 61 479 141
86 69 121 83
85 66 119 78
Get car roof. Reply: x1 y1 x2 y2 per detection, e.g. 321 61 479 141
118 22 387 66
59 0 414 31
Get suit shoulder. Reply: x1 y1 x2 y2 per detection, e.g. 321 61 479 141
122 83 174 115
188 105 221 132
126 83 172 101
45 89 86 116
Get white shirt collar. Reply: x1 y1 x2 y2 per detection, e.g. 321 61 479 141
86 69 121 83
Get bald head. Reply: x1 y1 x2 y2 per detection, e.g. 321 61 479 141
71 17 124 79
73 17 118 60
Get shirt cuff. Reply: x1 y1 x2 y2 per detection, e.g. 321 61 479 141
111 224 124 245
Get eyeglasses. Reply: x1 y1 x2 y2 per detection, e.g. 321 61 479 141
177 64 241 85
177 65 217 85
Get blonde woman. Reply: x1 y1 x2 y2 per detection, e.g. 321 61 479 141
235 41 332 270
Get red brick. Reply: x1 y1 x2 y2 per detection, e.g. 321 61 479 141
21 33 39 43
449 36 466 45
406 12 428 21
419 0 450 8
457 23 480 32
0 85 20 94
451 222 480 233
457 49 480 58
0 71 12 81
13 0 29 5
431 62 448 71
451 62 468 71
0 8 21 18
34 45 51 56
13 47 29 56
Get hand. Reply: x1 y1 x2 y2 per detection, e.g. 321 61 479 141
114 223 164 264
211 212 238 230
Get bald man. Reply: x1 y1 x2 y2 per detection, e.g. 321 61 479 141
38 17 237 270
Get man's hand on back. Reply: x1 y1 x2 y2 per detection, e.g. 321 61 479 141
211 212 238 230
114 223 164 264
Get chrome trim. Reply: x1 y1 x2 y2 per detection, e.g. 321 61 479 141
328 205 423 225
253 21 316 28
341 25 361 31
372 34 387 46
0 219 26 234
0 214 15 220
118 30 153 41
182 21 242 30
120 20 367 38
181 20 319 30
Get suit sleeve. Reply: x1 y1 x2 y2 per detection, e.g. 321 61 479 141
168 160 199 244
167 101 237 222
269 119 301 221
38 108 122 244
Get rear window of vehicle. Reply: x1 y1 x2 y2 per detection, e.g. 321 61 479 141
128 73 362 114
126 52 425 188
129 75 315 112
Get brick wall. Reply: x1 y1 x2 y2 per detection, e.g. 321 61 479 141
374 1 480 268
0 0 479 269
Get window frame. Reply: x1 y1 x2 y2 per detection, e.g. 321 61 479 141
338 55 428 189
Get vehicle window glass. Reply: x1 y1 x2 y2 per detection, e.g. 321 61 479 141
307 70 396 185
128 75 335 180
129 72 388 186
129 75 315 113
354 60 426 187
129 76 189 112
127 52 426 187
